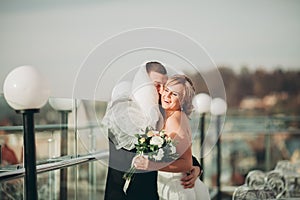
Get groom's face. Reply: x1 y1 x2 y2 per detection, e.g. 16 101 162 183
148 71 168 95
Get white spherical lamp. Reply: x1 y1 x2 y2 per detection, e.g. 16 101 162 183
210 98 227 115
2 65 50 199
3 66 50 110
49 97 74 111
192 93 212 113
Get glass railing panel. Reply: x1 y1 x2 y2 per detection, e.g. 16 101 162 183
190 114 300 197
0 177 24 199
0 151 109 199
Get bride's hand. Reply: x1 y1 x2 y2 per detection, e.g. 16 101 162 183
133 155 149 170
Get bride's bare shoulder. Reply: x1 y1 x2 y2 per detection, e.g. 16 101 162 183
165 111 187 129
166 111 180 121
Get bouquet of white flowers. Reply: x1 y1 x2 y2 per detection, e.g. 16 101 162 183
122 126 178 193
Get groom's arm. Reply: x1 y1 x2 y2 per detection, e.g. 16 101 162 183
192 156 201 168
192 156 202 178
180 156 203 189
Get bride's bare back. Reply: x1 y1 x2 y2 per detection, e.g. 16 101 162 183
162 110 193 173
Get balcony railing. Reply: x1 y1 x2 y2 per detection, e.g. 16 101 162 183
1 98 300 199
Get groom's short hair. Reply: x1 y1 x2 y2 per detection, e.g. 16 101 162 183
146 61 167 75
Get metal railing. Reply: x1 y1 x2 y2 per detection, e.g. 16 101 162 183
1 115 300 199
0 151 108 182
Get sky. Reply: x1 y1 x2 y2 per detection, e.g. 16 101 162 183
0 0 299 99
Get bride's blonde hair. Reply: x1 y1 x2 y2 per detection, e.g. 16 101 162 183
165 74 195 116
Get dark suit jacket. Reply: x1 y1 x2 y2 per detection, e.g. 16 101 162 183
104 138 159 200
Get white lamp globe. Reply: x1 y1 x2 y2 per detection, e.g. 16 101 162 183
210 98 227 115
192 93 211 113
3 66 50 110
49 98 74 111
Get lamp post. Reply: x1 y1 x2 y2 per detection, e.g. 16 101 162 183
210 98 227 200
3 66 50 200
49 97 73 200
192 93 211 181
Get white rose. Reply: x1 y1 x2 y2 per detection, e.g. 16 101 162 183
159 131 165 137
150 136 164 148
153 148 164 161
170 144 177 154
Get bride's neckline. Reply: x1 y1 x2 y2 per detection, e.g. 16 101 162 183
165 110 181 118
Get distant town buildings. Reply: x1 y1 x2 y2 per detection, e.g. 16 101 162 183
239 92 288 110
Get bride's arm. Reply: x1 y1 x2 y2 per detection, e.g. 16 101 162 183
134 148 192 173
158 147 192 173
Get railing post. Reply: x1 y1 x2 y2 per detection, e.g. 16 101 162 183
0 145 2 165
48 97 74 199
200 113 205 181
19 109 39 200
60 111 70 200
216 115 222 200
89 128 97 200
210 97 227 200
192 93 212 182
265 116 272 171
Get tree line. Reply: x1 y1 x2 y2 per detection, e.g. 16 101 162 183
188 66 300 114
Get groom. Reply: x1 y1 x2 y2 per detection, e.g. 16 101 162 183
104 62 202 200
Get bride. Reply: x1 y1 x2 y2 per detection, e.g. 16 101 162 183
134 75 210 200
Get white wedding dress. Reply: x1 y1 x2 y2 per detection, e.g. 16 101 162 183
158 171 210 200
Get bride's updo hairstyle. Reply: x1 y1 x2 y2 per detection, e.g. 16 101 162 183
165 74 195 116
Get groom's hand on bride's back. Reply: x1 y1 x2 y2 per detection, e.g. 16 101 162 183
180 166 202 189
